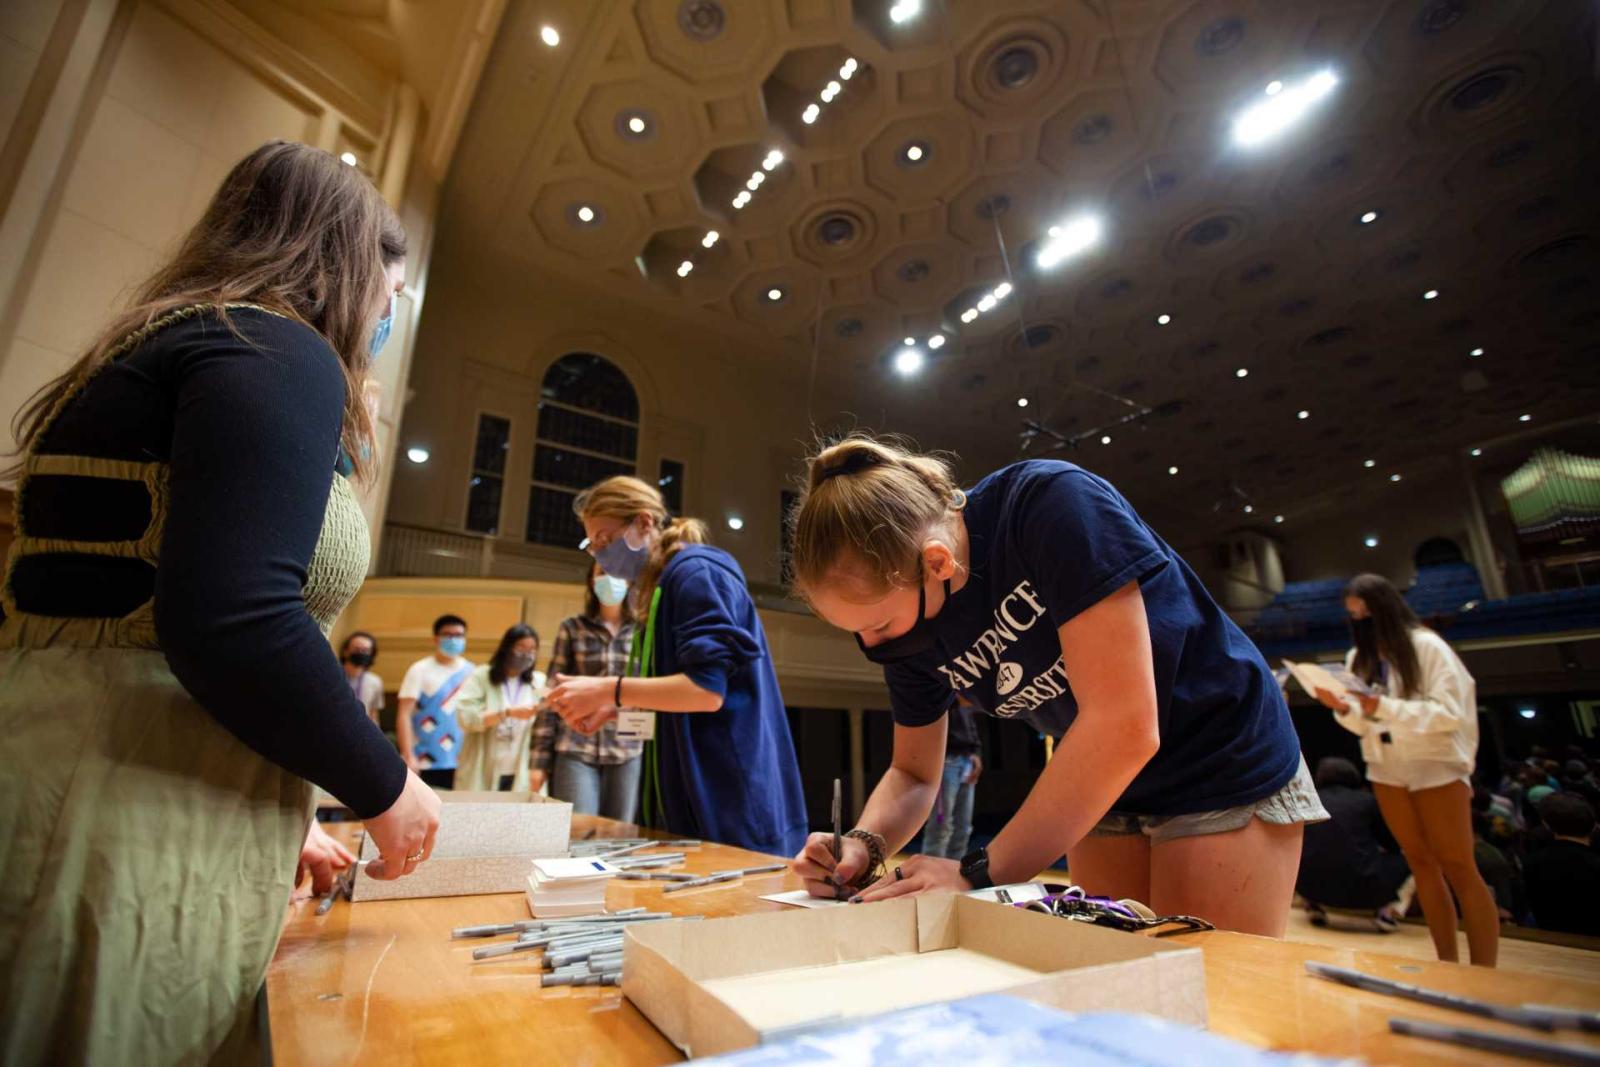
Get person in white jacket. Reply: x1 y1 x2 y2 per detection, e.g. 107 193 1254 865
1313 573 1498 967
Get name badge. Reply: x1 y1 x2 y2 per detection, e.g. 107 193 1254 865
616 710 656 741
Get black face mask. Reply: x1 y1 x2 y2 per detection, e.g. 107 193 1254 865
1349 616 1378 660
344 651 374 668
855 579 950 665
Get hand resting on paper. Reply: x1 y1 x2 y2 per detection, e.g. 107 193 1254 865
852 854 970 903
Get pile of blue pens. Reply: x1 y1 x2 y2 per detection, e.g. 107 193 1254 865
454 908 702 987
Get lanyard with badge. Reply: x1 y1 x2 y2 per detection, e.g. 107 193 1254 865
627 587 664 827
495 678 527 742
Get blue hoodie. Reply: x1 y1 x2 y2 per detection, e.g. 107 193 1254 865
652 544 808 856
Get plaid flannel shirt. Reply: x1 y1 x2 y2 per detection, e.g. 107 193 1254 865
531 614 643 770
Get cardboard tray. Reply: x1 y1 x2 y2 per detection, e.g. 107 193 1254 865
622 892 1207 1059
350 791 572 901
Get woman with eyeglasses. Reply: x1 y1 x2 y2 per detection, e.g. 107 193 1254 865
543 476 807 856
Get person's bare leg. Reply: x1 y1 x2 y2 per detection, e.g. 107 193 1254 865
1066 831 1151 904
1411 781 1499 967
1149 818 1303 937
1373 783 1458 962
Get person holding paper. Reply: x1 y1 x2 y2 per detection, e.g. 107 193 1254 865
1310 573 1497 966
544 477 807 856
528 560 644 821
785 435 1323 936
455 623 545 791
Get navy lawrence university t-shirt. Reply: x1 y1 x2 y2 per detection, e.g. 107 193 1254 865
884 460 1300 816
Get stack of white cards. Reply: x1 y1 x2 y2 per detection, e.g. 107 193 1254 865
526 856 620 917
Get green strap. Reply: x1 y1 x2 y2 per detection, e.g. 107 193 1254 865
629 588 665 828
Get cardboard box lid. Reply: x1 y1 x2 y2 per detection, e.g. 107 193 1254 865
356 790 572 862
623 893 1207 1059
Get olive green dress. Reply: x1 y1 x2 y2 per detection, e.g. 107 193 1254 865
0 308 371 1064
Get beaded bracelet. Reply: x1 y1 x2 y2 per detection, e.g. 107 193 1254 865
844 828 888 889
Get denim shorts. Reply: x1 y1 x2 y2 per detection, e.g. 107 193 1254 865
1090 755 1328 845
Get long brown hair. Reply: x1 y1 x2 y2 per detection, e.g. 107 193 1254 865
1346 572 1424 698
574 475 708 618
788 432 965 600
9 140 404 483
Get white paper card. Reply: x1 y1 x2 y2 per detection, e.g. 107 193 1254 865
761 889 848 909
615 710 657 740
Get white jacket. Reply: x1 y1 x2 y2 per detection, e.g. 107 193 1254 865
1335 628 1478 770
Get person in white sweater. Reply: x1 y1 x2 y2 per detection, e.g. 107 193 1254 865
1313 573 1498 966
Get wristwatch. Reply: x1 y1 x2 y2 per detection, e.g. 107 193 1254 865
958 846 993 890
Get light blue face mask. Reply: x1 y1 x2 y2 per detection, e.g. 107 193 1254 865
438 635 466 657
369 294 395 358
593 574 630 606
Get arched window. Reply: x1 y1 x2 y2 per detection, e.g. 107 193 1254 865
527 353 639 546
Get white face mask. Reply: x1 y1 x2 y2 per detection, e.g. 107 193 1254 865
593 574 630 606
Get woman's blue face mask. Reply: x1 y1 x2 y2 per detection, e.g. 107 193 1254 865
369 294 395 358
582 519 650 583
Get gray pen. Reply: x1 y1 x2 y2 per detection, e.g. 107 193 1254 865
663 871 740 893
1308 961 1558 1031
1389 1017 1600 1065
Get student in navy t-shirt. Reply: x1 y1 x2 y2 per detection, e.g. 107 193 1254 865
786 435 1325 936
544 475 808 857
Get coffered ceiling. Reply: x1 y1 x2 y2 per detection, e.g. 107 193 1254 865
436 0 1600 539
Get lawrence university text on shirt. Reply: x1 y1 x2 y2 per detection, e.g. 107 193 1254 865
883 460 1300 815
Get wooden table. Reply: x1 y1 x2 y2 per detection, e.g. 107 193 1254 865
267 817 1600 1065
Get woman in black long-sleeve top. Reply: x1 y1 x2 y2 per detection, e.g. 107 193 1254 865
0 141 439 1064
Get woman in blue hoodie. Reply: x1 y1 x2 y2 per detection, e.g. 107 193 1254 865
544 476 807 857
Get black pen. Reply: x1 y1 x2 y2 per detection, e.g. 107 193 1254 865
1389 1017 1600 1065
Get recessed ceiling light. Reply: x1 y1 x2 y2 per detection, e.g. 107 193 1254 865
1273 514 1284 524
540 25 560 47
1518 413 1531 422
1469 347 1483 356
1232 68 1339 147
1235 367 1249 378
1364 459 1376 468
702 230 719 248
676 260 693 277
960 309 978 323
826 79 842 97
840 58 858 80
726 516 744 531
903 336 915 346
1168 466 1179 475
927 334 946 349
627 116 647 134
802 104 820 125
1470 448 1482 457
762 149 784 171
1423 289 1439 300
766 287 784 302
1243 504 1254 514
339 151 359 166
1265 80 1284 96
1364 535 1379 548
406 446 430 464
1519 707 1537 720
1390 474 1402 482
1297 409 1310 420
1100 434 1112 445
576 204 596 223
1156 313 1171 325
894 347 924 376
1017 397 1028 407
992 282 1013 300
1037 215 1103 269
889 0 922 23
1359 210 1379 224
977 294 997 313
